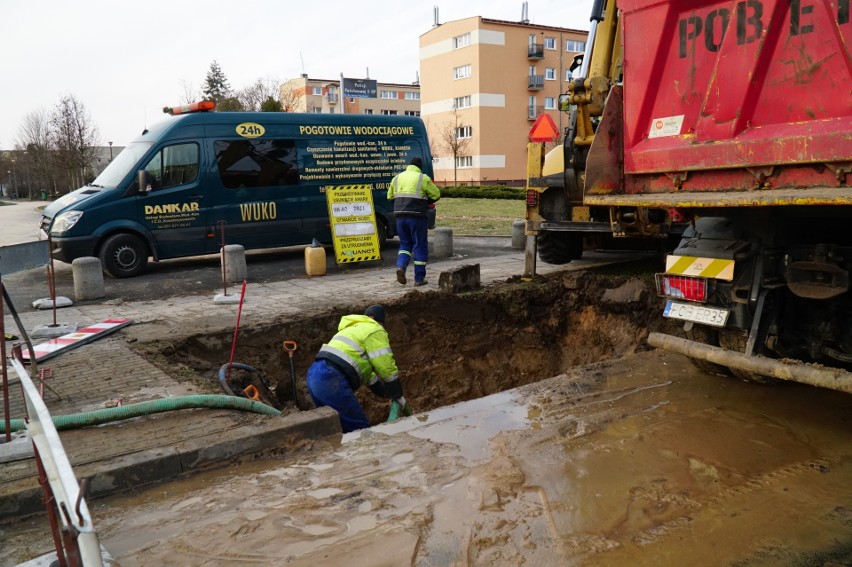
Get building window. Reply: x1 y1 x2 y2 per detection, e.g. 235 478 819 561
453 64 472 80
311 107 323 113
453 33 471 49
566 39 586 52
404 91 420 100
381 109 398 115
545 68 556 80
311 86 322 96
404 110 421 116
545 97 556 110
381 90 398 99
455 156 473 168
455 126 473 139
453 95 472 109
364 109 374 114
544 37 557 50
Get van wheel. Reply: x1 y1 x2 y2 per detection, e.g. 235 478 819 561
99 233 149 278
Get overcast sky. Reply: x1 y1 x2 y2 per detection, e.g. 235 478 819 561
0 0 592 149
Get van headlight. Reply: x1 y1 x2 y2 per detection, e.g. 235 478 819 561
52 210 84 233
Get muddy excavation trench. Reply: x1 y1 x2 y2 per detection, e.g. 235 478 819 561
148 266 677 425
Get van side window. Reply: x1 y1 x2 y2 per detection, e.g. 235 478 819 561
214 140 300 189
143 143 199 190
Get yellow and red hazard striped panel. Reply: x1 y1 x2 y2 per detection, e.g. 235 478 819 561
665 255 735 281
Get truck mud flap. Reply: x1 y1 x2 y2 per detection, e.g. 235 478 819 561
647 332 852 394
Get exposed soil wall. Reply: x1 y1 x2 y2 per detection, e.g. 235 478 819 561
143 263 678 425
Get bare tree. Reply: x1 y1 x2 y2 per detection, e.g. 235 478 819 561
436 105 472 188
179 79 202 104
49 95 100 192
237 77 282 112
15 110 53 198
279 81 302 112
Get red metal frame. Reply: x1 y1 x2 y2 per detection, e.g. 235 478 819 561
616 0 852 197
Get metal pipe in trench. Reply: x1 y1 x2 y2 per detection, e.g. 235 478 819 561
647 332 852 394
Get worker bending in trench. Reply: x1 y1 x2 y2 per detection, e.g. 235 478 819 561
306 305 411 432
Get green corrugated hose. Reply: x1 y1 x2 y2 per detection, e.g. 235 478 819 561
387 400 414 422
0 394 281 434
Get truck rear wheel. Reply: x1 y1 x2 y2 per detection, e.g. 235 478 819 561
684 324 731 377
718 330 780 385
537 231 583 265
99 233 149 278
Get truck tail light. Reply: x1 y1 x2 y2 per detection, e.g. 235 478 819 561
655 274 708 302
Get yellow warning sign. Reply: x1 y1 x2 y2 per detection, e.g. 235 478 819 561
326 185 382 264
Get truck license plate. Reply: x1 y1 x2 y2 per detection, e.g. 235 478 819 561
663 300 729 327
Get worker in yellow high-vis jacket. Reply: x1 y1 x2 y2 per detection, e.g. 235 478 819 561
387 157 441 287
306 305 410 432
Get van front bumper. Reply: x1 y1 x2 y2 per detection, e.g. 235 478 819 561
49 235 99 264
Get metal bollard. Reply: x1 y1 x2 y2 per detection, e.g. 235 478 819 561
72 257 105 301
512 220 526 249
431 227 454 259
221 244 248 283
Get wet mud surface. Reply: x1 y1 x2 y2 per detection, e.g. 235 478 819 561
3 265 852 565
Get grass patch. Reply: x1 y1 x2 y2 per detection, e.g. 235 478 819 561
434 198 525 236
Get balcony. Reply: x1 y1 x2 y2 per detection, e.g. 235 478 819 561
527 43 544 59
327 93 339 104
527 105 544 120
527 75 544 90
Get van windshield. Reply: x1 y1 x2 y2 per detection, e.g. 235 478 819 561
91 142 154 188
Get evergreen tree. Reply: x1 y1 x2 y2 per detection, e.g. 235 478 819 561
203 61 231 104
260 96 281 112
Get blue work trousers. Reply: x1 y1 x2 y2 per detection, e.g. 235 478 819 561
306 359 370 433
396 216 429 283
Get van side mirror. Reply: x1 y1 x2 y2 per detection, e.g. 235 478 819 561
137 170 154 193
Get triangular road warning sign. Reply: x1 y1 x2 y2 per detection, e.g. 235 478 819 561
528 113 559 142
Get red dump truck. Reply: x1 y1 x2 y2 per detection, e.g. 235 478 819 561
550 0 852 391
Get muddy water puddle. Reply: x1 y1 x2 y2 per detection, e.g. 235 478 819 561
5 350 846 566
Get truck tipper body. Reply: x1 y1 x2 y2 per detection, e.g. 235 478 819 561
554 0 852 391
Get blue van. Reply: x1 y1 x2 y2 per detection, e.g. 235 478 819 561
40 105 434 277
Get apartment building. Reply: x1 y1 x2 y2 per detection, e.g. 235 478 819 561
280 75 421 116
420 17 588 185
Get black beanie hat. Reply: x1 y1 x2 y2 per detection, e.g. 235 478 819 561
409 156 423 168
364 304 386 324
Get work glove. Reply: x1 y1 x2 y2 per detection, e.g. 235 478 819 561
367 379 389 399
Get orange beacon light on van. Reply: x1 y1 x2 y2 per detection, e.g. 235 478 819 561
164 100 217 115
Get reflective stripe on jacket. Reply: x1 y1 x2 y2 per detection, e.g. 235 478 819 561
315 314 402 398
387 164 441 218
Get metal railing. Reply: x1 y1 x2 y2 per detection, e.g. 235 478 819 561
527 105 544 120
527 43 544 59
7 348 104 566
327 93 338 104
527 75 545 90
